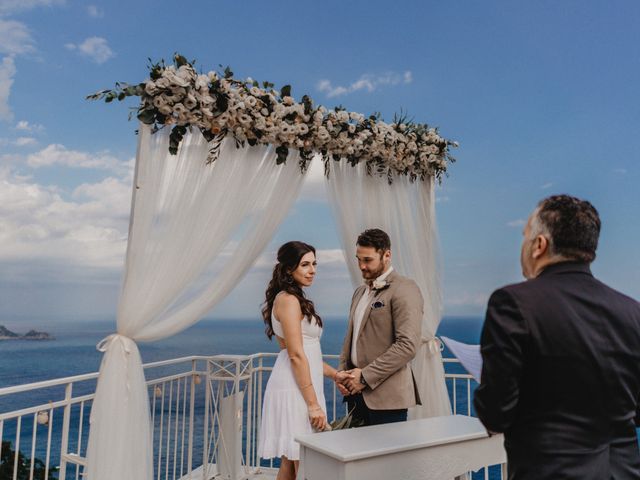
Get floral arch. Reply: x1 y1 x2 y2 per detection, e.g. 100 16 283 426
85 54 458 480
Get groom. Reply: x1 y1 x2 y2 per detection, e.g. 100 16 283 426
337 228 423 426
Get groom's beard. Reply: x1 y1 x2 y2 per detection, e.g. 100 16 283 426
362 263 386 283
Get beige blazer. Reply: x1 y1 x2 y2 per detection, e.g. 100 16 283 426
339 270 423 410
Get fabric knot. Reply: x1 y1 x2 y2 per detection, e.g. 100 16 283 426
96 333 132 354
422 337 443 355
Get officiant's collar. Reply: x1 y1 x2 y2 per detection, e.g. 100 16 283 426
538 260 592 277
367 265 394 287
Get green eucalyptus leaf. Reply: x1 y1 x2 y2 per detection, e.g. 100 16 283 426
137 109 155 124
275 145 288 164
280 85 291 98
174 54 188 67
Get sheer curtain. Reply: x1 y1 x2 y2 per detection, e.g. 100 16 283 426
325 160 451 419
85 125 307 480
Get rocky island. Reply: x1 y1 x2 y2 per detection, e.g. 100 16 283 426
0 325 54 340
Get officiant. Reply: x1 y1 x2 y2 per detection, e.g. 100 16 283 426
474 195 640 479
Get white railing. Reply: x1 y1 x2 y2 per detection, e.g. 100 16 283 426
0 354 501 480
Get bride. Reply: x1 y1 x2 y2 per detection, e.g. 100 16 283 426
257 241 347 480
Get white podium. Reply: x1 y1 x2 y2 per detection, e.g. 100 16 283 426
296 415 507 480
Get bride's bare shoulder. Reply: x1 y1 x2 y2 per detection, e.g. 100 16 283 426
273 292 302 316
274 291 299 305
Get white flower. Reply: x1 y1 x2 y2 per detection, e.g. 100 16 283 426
372 279 388 290
158 104 173 115
283 96 294 106
348 124 356 134
238 113 253 126
173 103 189 117
184 94 198 110
153 96 170 108
298 124 309 135
145 81 159 95
317 126 330 142
234 127 247 140
250 86 262 96
163 69 190 88
155 77 170 89
195 75 209 91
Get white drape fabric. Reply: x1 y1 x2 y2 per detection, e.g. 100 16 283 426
325 160 452 419
85 125 306 480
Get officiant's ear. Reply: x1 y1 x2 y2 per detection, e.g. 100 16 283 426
382 249 391 264
531 234 549 259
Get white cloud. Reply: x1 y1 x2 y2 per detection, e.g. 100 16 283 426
14 136 36 146
507 219 526 228
540 182 553 190
86 5 103 17
0 167 131 270
65 37 114 64
0 19 36 55
613 168 627 174
436 195 450 203
0 17 39 124
26 144 131 174
317 70 413 98
0 0 64 15
0 55 16 121
15 120 44 132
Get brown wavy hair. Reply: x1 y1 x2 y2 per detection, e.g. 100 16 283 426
261 241 322 339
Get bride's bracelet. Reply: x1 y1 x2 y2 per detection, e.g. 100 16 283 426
300 383 313 390
307 405 323 413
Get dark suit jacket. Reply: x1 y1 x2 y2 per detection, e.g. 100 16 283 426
474 261 640 480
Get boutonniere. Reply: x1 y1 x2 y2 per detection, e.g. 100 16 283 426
371 279 388 290
371 300 386 309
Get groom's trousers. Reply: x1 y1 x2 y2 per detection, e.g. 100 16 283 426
346 394 407 426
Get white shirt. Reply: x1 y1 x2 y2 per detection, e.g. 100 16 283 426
351 266 394 366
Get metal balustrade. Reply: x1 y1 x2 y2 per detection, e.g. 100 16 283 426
0 354 503 480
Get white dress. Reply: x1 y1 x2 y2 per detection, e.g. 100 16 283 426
257 312 326 461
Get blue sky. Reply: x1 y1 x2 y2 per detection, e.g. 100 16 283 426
1 0 639 325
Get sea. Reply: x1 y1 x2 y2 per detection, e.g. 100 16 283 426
0 316 483 389
0 317 489 477
1 317 637 479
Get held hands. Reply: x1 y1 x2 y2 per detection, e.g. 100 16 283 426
333 370 353 396
343 368 366 395
307 404 328 431
334 368 365 395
